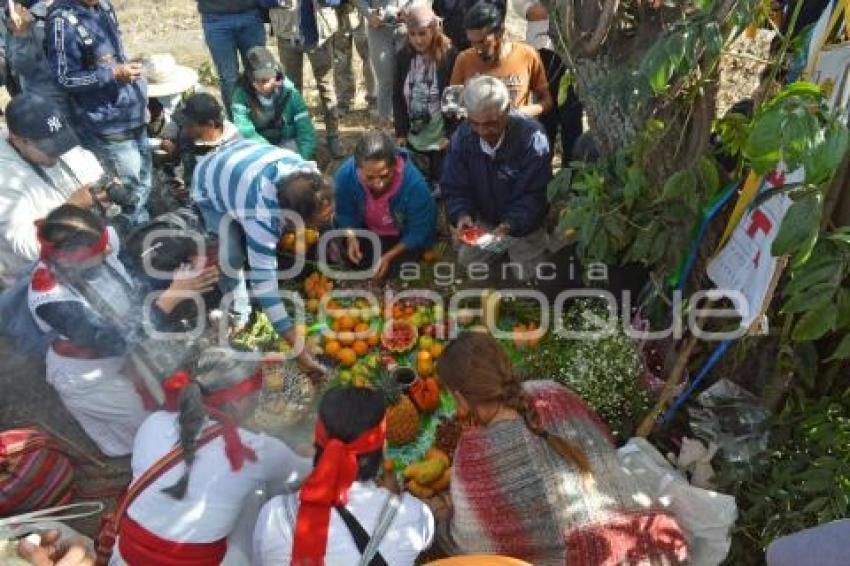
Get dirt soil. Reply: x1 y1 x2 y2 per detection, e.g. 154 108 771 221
0 0 773 539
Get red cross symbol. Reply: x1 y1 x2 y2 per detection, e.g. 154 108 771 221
746 209 772 238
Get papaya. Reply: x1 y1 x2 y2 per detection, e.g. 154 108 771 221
406 480 435 499
404 458 447 485
425 447 450 468
430 467 451 492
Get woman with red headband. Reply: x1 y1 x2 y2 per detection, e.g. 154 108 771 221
27 205 219 457
110 348 311 566
254 386 435 565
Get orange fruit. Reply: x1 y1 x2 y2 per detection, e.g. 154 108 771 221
355 322 370 334
338 348 357 367
418 359 434 376
325 340 342 357
366 333 380 347
417 350 432 364
338 315 356 331
280 232 296 250
324 340 341 357
338 331 356 346
332 319 343 332
429 343 444 359
353 340 369 356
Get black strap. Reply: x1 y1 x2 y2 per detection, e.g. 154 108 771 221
333 505 389 566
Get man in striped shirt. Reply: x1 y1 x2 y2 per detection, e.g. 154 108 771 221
192 138 332 369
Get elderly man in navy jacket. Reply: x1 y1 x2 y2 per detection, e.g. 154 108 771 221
441 75 553 281
46 0 150 224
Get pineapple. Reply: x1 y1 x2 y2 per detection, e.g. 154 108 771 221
378 370 421 445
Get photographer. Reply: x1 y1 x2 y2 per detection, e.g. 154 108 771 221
392 5 457 193
0 94 104 287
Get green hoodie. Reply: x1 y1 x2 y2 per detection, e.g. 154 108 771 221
231 79 317 159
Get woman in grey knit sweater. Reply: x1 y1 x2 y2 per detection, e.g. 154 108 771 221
433 332 689 565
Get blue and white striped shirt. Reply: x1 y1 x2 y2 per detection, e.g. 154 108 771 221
191 139 319 334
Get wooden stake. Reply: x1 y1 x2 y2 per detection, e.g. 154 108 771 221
35 420 107 469
636 334 699 437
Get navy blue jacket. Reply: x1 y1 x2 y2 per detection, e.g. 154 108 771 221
441 113 552 237
46 0 147 136
335 150 437 251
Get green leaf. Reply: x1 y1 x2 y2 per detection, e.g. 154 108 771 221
782 283 837 313
802 496 829 514
623 166 646 210
659 169 697 202
784 260 843 296
767 81 824 109
702 22 722 57
745 110 783 173
827 334 850 360
547 169 571 202
804 121 850 185
792 304 838 341
697 157 721 199
836 288 850 329
791 231 821 268
792 341 819 389
772 193 823 256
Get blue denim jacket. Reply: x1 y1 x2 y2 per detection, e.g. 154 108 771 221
3 1 74 119
334 150 437 251
46 0 147 136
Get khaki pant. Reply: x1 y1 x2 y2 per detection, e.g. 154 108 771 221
455 225 551 282
276 38 340 138
334 3 375 104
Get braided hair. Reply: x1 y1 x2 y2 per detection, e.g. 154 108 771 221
162 348 260 499
436 331 591 478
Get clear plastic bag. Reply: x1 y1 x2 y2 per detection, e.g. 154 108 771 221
687 379 770 463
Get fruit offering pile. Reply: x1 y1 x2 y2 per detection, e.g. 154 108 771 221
277 228 320 255
401 448 452 499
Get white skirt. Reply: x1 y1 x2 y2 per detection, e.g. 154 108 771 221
45 347 149 457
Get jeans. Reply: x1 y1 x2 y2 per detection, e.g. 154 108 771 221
365 23 406 119
277 38 339 138
83 128 152 225
196 202 252 325
201 10 267 116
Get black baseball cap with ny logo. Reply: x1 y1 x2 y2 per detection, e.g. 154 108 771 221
6 94 79 158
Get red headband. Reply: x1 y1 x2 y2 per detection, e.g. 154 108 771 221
35 220 109 263
161 369 263 472
292 419 387 564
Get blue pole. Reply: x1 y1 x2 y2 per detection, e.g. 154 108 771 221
660 338 734 424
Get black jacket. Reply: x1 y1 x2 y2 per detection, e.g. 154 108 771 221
392 44 458 139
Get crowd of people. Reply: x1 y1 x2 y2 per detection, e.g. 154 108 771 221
0 0 701 564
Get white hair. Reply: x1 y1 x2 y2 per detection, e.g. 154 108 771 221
462 75 510 115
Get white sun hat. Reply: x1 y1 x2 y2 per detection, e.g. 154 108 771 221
144 53 199 99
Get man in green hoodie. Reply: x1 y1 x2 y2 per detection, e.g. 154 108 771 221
231 46 317 160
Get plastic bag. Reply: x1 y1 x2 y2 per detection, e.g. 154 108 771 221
618 437 738 566
687 379 770 463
